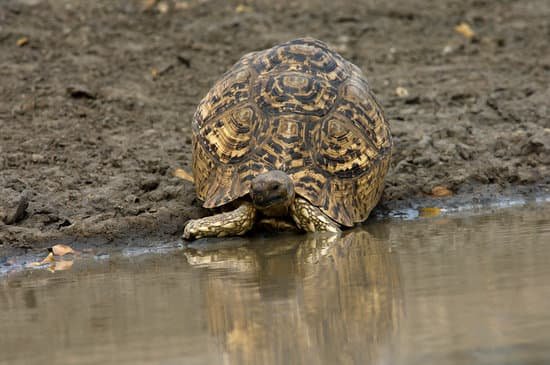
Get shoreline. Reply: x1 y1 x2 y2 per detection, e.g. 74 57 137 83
2 184 548 257
1 192 549 278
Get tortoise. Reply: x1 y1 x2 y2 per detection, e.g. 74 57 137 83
183 38 392 240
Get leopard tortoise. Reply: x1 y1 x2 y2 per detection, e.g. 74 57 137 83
183 38 392 240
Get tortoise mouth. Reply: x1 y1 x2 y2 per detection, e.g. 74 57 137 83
250 170 295 213
251 193 288 209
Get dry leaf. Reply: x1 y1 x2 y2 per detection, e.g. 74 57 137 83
151 67 159 79
173 168 194 183
157 1 169 13
395 86 409 98
50 244 75 256
431 186 453 197
455 22 475 39
235 4 252 13
40 252 55 264
16 37 29 47
27 254 52 267
419 207 441 218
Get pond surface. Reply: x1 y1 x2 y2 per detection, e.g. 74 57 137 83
1 204 550 365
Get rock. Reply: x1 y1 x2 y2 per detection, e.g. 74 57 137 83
520 138 544 155
140 177 160 192
31 153 45 163
412 152 438 167
125 194 140 203
2 193 29 225
514 168 536 184
66 84 96 99
456 143 474 160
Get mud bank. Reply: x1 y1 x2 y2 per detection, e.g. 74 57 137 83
1 0 549 251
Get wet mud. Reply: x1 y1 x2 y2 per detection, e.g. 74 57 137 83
0 0 549 251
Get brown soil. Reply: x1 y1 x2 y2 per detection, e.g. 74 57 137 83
1 0 549 251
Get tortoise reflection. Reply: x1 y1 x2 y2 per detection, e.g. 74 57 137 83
184 229 403 365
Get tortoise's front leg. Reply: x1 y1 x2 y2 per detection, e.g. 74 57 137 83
183 201 256 240
290 197 341 233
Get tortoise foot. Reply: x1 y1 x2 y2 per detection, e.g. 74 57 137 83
290 197 341 233
183 201 256 240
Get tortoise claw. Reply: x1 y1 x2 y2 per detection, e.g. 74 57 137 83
182 219 199 240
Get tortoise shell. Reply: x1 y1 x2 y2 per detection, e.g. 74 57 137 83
191 38 392 227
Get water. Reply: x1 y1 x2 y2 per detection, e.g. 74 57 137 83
1 205 550 365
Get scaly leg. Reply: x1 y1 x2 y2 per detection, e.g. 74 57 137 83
183 201 256 240
290 197 341 233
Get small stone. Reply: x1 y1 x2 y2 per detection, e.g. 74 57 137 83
442 45 454 55
521 138 545 155
66 84 96 99
125 194 140 203
456 143 474 160
3 193 29 225
140 178 159 192
31 154 45 163
395 86 409 98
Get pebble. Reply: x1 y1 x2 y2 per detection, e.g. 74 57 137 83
31 154 45 163
140 178 160 192
66 84 96 99
395 86 409 98
2 193 29 225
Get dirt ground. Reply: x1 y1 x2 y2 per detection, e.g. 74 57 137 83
1 0 549 251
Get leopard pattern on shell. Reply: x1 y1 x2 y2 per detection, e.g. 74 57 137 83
191 38 392 227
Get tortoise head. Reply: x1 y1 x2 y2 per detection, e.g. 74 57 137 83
250 170 295 216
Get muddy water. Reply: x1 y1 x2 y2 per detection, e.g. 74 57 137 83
1 205 550 365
